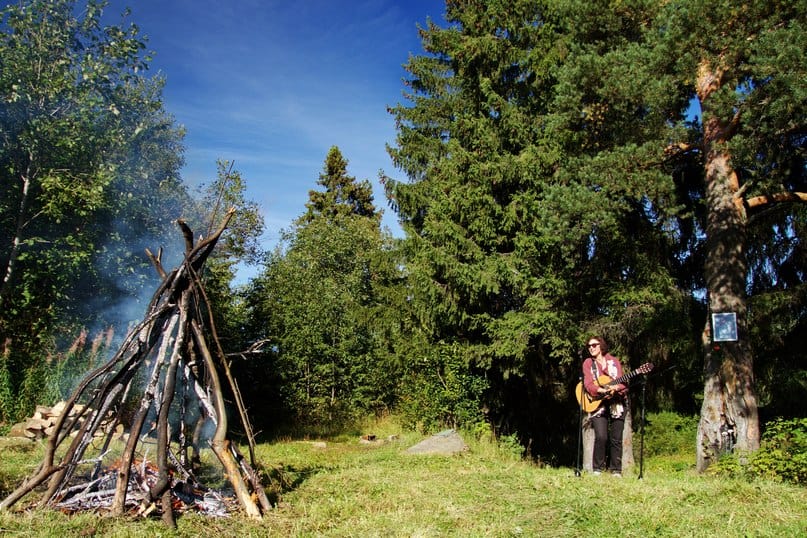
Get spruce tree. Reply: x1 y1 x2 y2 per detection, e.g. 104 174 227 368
247 147 399 430
386 0 806 468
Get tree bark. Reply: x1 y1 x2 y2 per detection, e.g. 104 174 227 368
695 60 760 472
0 170 33 317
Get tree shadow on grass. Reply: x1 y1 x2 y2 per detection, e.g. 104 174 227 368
258 462 327 506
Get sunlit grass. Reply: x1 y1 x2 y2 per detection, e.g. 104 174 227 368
1 417 805 537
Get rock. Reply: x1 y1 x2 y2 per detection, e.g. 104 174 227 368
405 429 468 455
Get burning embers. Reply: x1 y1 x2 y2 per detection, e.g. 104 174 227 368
54 456 236 518
0 211 270 527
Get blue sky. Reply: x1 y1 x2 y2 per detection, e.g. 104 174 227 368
100 0 446 277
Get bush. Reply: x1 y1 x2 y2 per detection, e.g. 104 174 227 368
710 451 746 478
748 417 807 484
0 356 16 425
641 411 699 457
396 343 487 433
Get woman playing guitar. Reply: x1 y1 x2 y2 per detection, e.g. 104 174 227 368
582 336 628 476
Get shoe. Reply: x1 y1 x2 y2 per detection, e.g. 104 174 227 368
592 470 602 475
611 472 622 478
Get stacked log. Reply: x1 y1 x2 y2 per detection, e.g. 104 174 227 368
8 402 122 441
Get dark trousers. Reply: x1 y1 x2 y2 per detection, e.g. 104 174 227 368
591 413 624 472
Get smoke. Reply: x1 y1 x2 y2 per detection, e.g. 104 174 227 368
49 213 190 405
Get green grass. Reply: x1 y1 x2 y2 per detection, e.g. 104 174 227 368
0 420 805 537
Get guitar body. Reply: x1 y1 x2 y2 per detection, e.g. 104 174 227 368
575 375 617 413
574 362 654 412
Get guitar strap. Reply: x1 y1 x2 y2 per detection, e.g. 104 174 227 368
586 361 605 417
591 362 601 386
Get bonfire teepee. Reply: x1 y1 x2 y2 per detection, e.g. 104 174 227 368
0 209 270 526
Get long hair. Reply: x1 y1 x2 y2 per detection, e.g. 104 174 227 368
587 336 609 356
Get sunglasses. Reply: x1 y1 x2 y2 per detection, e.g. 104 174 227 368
587 343 600 348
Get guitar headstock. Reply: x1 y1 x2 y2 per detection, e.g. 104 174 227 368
636 362 654 375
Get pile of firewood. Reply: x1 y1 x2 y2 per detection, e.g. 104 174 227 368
8 401 122 441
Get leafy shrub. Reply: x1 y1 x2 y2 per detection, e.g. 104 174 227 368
710 452 746 478
0 355 16 423
464 423 525 461
641 411 699 457
397 343 487 433
497 432 525 460
471 420 493 441
748 417 807 484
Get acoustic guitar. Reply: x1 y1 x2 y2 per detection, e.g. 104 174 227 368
575 362 654 412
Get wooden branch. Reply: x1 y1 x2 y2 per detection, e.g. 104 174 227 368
177 218 195 254
226 338 270 358
145 247 167 279
664 141 696 157
110 312 179 515
42 370 133 506
187 262 259 465
745 191 807 209
187 207 236 270
146 293 188 529
3 209 263 525
110 343 167 515
191 319 262 519
726 108 742 139
230 442 272 512
44 342 148 501
0 336 129 510
0 461 60 510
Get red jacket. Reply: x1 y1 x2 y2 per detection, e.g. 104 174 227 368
583 354 625 399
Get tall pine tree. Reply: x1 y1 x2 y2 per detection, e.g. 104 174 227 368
386 0 806 468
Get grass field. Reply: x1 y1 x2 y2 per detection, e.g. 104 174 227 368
0 419 805 537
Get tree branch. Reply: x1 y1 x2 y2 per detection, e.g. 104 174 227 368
744 191 807 209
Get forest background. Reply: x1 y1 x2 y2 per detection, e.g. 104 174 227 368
1 0 805 475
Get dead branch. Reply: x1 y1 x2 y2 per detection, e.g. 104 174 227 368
145 247 167 279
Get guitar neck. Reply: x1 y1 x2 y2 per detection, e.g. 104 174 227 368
609 369 642 386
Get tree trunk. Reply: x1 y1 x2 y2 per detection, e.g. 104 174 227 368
0 171 32 313
622 405 635 470
695 60 760 471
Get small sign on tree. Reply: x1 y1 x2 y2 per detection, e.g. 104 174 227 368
711 312 738 342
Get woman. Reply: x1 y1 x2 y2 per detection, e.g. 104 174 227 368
582 336 628 476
